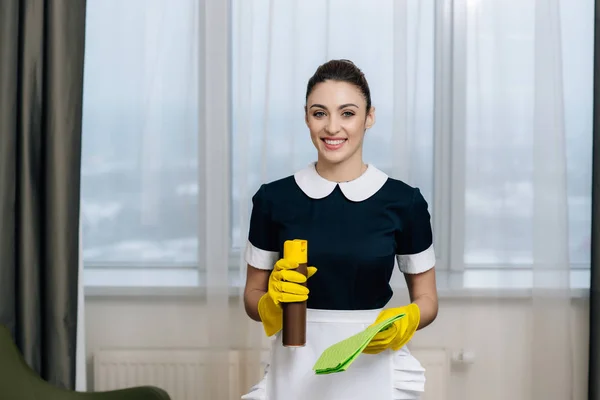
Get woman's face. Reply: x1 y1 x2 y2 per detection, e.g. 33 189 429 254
305 80 375 166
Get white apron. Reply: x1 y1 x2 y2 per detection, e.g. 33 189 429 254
241 308 426 400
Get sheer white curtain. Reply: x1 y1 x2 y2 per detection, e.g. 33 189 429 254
80 0 591 398
83 0 237 397
81 0 210 395
450 0 590 399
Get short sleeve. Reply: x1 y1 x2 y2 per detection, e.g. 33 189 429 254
395 188 436 274
244 184 280 270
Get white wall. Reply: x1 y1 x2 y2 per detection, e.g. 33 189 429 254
84 291 589 400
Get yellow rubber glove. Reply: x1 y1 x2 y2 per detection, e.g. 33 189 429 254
363 303 421 354
257 258 317 336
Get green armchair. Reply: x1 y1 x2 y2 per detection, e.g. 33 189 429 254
0 325 171 400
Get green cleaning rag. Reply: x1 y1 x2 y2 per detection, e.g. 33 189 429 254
312 312 406 374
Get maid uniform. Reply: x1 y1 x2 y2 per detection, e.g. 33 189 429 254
241 162 435 400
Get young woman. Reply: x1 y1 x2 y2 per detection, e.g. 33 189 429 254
242 59 438 400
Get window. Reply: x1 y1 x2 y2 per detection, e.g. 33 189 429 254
81 0 201 287
449 0 594 290
456 0 593 270
81 0 593 291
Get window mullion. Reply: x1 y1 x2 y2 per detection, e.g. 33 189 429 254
198 0 231 286
433 0 467 272
448 0 468 272
433 0 455 271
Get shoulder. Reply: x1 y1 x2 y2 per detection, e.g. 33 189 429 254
380 177 418 196
376 177 427 208
254 175 297 196
251 175 300 206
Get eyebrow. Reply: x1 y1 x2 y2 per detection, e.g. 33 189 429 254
309 103 359 110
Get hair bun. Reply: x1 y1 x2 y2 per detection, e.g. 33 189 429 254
305 59 371 111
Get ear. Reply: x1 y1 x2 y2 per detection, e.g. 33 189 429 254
365 106 376 130
304 105 309 126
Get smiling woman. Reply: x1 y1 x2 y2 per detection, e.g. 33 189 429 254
305 60 375 179
242 59 438 400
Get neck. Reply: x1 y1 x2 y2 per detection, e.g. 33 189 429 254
316 154 366 183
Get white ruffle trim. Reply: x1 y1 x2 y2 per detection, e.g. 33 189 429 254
240 347 426 400
392 346 426 399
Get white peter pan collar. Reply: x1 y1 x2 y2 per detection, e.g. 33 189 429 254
293 162 388 202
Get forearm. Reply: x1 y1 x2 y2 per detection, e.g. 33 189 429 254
412 294 438 330
404 267 438 330
244 288 267 322
244 265 272 322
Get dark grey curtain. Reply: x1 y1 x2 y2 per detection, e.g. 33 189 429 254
0 0 87 390
590 1 600 399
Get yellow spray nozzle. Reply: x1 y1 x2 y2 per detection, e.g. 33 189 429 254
283 239 307 264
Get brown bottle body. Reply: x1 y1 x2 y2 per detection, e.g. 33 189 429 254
282 262 308 347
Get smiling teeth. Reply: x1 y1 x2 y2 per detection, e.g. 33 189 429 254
324 139 345 145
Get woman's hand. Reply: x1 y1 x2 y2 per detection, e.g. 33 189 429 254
362 303 420 354
244 259 317 336
266 259 317 305
363 267 438 354
257 258 317 336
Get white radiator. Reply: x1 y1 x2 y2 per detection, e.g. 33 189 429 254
94 348 268 400
94 347 448 400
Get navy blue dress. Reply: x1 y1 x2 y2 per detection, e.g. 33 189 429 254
244 163 435 311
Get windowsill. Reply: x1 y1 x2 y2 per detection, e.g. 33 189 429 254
83 267 591 300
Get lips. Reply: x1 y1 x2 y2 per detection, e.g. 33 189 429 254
321 138 347 151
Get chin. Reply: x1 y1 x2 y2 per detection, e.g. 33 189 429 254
318 149 351 165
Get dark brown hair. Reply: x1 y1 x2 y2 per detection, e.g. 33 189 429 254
305 59 372 111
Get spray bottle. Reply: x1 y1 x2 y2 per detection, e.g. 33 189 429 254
282 239 308 347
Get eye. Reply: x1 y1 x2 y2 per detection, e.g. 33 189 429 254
342 111 355 117
313 111 326 118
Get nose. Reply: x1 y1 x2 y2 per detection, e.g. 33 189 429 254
325 116 341 135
